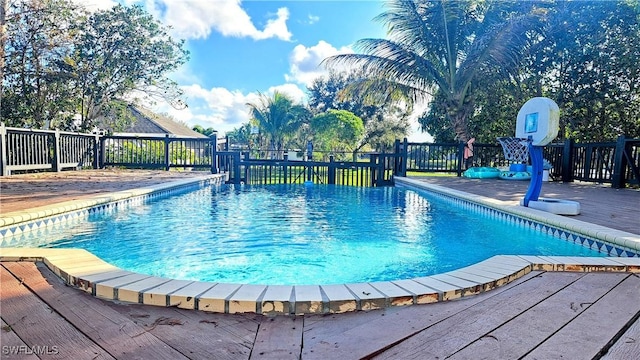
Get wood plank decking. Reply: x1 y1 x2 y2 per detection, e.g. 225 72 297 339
1 262 639 359
1 172 639 359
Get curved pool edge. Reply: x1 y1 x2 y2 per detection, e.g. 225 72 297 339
1 175 639 316
1 248 639 315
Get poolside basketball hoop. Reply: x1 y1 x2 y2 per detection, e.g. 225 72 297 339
502 97 580 215
497 137 530 163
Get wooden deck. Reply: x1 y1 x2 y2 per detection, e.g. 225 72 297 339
1 262 639 359
1 172 639 359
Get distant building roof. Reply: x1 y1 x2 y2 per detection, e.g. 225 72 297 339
116 106 208 139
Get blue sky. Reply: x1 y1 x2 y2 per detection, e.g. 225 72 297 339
81 0 431 141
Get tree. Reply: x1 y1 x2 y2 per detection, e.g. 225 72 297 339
454 0 640 143
529 0 640 141
192 124 216 136
246 91 311 159
311 109 364 160
1 1 189 131
67 4 189 131
1 0 81 128
226 123 258 152
325 0 547 143
307 70 410 152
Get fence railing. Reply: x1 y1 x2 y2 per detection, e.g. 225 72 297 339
0 123 99 175
398 136 640 188
1 122 638 188
100 135 216 172
217 152 395 187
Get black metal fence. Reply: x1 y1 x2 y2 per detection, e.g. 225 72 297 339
100 135 216 172
397 136 640 188
217 152 395 187
1 122 638 188
0 123 99 175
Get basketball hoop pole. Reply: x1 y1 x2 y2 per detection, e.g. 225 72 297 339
524 139 544 207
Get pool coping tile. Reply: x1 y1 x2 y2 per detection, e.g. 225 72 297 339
2 249 640 315
294 285 323 314
170 281 217 309
261 285 294 315
319 284 358 313
198 283 243 313
117 277 173 303
344 283 387 310
142 279 195 307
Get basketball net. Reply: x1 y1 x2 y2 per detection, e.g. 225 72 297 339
497 137 531 163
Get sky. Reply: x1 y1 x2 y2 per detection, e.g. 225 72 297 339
78 0 432 141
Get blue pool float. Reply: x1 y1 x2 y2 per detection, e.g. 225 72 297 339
463 167 501 179
499 171 532 180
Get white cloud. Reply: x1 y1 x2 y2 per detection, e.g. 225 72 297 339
307 14 320 25
145 82 307 136
285 40 353 87
129 0 292 41
267 84 307 105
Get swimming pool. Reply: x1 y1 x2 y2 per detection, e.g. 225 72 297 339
5 183 605 285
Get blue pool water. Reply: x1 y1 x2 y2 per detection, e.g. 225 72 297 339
12 184 604 285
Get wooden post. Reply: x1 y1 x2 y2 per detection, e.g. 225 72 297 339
99 136 106 169
0 122 7 176
561 138 574 183
376 152 385 186
53 129 61 172
282 155 288 184
611 135 627 189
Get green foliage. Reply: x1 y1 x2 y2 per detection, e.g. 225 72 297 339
246 91 311 158
1 1 189 131
418 0 640 143
68 4 189 130
311 110 364 157
2 0 81 128
192 125 216 136
325 0 546 143
532 0 640 141
307 70 410 152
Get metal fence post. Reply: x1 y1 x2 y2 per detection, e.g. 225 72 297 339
0 122 7 176
53 129 61 172
561 138 574 183
328 155 336 184
611 135 628 189
164 134 170 171
93 134 100 169
210 133 218 174
456 142 465 176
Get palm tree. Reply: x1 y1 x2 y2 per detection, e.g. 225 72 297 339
246 91 310 159
325 0 546 142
